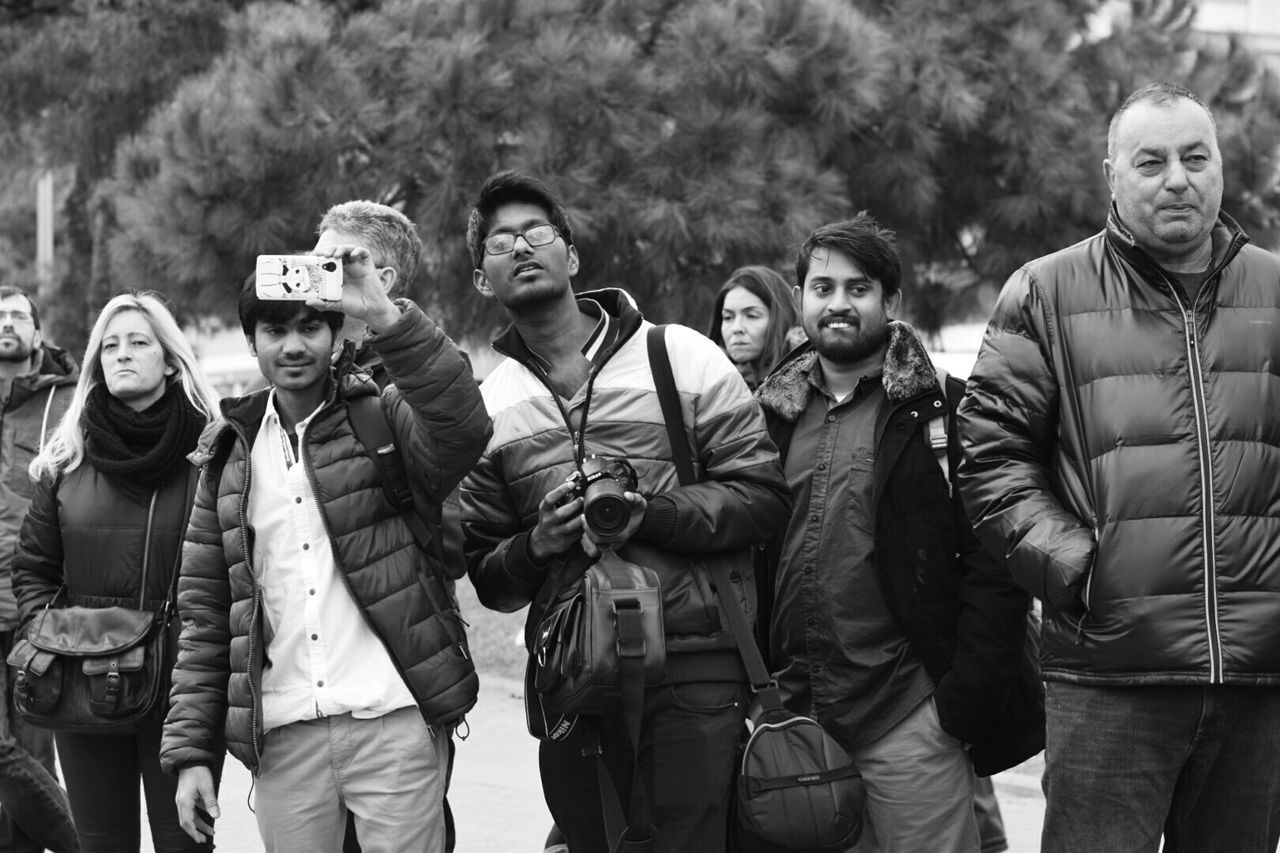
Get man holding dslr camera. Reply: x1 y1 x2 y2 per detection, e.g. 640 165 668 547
459 170 789 852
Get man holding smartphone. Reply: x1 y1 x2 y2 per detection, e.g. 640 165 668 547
161 239 490 853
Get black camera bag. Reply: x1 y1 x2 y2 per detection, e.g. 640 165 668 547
532 550 666 718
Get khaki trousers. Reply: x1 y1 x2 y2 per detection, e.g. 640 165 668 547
255 706 448 853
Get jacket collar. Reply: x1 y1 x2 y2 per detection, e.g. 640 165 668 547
491 287 644 369
188 368 378 467
1105 204 1249 285
7 344 78 405
755 320 938 424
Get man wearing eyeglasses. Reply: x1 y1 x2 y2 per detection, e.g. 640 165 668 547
0 285 82 853
460 170 790 853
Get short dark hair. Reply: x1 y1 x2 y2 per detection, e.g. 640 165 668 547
465 170 574 269
238 272 343 337
795 213 901 298
317 201 422 295
1108 81 1215 161
0 286 40 329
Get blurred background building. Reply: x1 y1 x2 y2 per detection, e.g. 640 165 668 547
1198 0 1280 70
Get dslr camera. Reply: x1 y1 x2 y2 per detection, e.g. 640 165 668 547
568 456 639 538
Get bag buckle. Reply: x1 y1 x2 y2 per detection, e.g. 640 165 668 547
613 600 646 660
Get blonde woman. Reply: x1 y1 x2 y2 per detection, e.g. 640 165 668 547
13 292 221 852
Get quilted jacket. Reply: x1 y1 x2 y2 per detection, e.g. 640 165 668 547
461 289 790 677
756 323 1043 776
160 303 491 775
956 209 1280 686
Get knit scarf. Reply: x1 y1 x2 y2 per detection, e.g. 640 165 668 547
82 382 205 488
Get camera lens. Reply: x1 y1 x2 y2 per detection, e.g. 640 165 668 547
584 492 629 538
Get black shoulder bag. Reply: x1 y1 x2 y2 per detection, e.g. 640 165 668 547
647 325 866 853
7 470 197 735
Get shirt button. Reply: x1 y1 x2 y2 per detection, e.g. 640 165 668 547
311 634 318 641
309 589 316 596
816 463 826 471
808 514 818 523
826 415 836 423
811 665 822 674
317 680 324 687
295 497 302 504
302 543 309 551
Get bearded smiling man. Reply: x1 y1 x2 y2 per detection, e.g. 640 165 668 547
753 215 1043 853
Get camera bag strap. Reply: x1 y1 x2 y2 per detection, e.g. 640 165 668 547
645 326 780 705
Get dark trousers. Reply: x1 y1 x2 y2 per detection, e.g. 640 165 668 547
56 721 223 853
0 630 79 853
540 681 748 853
1042 682 1280 853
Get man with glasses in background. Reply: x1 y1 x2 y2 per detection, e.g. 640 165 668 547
0 286 81 853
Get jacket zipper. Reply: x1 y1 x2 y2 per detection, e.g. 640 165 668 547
297 414 448 732
227 418 266 771
1170 287 1223 683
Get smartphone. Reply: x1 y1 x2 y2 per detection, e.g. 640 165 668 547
254 255 342 301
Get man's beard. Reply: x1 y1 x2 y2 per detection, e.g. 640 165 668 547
0 338 33 364
810 315 890 365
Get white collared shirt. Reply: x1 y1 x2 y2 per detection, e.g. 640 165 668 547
248 390 415 732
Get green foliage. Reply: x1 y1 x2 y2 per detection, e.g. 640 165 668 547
112 0 895 337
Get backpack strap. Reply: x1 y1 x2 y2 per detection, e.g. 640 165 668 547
346 394 431 551
928 366 951 495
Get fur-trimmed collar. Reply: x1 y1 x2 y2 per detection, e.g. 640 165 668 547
755 321 938 423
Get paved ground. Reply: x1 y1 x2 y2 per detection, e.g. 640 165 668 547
137 672 1047 852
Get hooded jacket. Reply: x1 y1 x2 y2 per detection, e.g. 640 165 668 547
462 289 790 680
756 322 1043 776
956 210 1280 686
160 303 491 775
0 345 78 628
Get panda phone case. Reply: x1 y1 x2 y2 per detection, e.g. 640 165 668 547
254 255 343 301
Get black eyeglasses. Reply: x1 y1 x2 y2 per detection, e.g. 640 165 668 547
482 224 561 256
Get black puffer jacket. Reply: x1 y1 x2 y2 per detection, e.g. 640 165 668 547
160 303 491 775
756 322 1043 777
13 462 193 617
957 209 1280 686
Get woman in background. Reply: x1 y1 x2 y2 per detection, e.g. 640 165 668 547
12 292 222 853
707 265 802 390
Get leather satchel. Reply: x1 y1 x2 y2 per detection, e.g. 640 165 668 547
6 477 191 735
8 603 168 734
532 549 666 719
